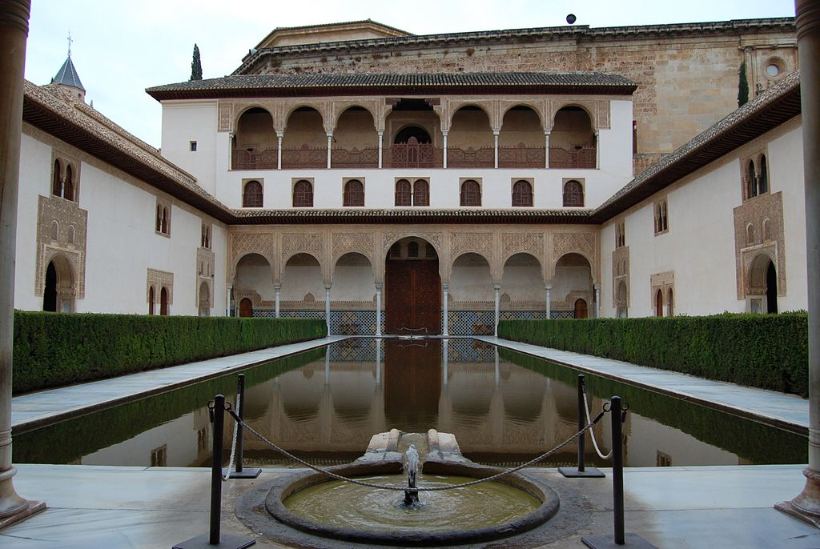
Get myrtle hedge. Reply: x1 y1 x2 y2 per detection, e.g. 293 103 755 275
13 312 326 394
498 313 808 396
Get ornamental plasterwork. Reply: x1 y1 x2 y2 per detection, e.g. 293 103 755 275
501 232 544 265
553 232 596 269
649 271 674 307
281 232 324 264
382 231 444 256
450 232 495 263
35 195 87 298
732 191 786 299
547 99 606 129
147 268 174 304
218 102 233 132
196 247 215 303
230 231 275 278
332 232 374 265
611 246 630 308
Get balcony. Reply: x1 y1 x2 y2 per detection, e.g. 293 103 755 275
549 146 596 169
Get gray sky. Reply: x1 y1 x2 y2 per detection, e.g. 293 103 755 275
24 0 795 148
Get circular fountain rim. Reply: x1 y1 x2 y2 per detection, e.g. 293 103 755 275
263 460 560 547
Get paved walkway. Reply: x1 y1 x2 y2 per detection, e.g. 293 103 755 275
11 336 346 432
476 336 809 433
2 463 817 547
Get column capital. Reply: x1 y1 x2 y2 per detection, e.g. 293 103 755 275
375 282 383 290
545 284 552 291
442 283 449 291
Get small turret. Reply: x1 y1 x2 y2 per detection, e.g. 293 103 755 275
51 33 85 102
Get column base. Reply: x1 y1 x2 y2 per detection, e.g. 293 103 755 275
775 467 820 527
0 499 46 530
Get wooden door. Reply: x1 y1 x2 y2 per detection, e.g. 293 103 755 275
239 298 253 317
574 298 588 319
385 259 441 334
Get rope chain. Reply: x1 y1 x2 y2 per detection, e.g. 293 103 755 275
583 390 613 461
225 406 608 492
221 392 240 481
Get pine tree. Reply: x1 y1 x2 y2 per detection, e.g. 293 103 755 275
737 61 749 107
190 44 203 81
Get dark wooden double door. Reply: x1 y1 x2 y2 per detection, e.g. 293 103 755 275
385 258 441 334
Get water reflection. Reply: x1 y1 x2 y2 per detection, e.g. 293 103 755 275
13 339 807 468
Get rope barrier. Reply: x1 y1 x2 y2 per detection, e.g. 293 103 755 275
224 405 608 492
221 392 240 481
583 390 613 461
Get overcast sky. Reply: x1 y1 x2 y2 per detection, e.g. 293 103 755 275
23 0 795 148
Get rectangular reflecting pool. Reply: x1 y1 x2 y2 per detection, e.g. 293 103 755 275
13 338 807 468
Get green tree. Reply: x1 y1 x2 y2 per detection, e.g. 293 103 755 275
738 61 749 107
190 44 202 81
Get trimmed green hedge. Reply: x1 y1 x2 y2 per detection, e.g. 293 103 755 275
13 312 326 394
498 313 808 396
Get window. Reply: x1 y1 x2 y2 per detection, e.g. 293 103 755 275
413 179 429 206
243 180 263 207
512 180 533 207
746 160 757 199
615 221 626 248
293 180 313 207
460 179 481 206
667 288 674 317
51 158 78 201
407 241 419 258
64 165 74 201
52 159 62 197
189 141 197 152
758 155 769 194
160 286 169 316
343 179 364 207
395 179 411 206
655 289 664 317
148 286 155 315
563 180 584 207
155 200 171 236
200 223 211 249
654 200 669 234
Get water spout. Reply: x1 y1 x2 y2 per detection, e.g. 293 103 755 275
403 444 420 505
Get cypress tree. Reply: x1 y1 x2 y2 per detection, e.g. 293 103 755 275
738 61 749 107
190 44 203 81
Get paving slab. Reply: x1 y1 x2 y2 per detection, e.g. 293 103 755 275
477 336 809 433
11 336 345 432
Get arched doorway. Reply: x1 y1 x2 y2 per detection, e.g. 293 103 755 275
43 256 74 313
239 298 253 317
332 252 375 335
385 237 440 334
766 261 778 314
655 289 664 317
235 253 275 315
574 299 588 319
553 253 594 318
450 252 493 334
501 253 543 319
748 253 778 314
160 287 169 316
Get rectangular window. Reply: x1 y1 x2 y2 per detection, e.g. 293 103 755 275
654 199 669 235
189 141 197 152
615 221 626 248
155 199 171 236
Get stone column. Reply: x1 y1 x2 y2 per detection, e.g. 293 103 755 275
325 286 332 335
442 283 449 337
375 338 382 385
594 284 601 318
778 0 820 523
274 284 281 319
326 133 333 169
544 132 551 169
0 0 44 526
442 131 448 169
494 348 500 386
493 131 500 169
375 283 382 337
442 338 449 386
226 284 232 316
276 132 283 170
377 131 384 169
594 130 600 169
493 284 501 337
545 285 552 319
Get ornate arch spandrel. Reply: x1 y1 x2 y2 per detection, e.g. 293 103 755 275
551 232 597 282
331 232 375 270
280 232 326 283
230 231 275 281
382 231 446 280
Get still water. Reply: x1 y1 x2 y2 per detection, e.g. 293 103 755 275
13 339 807 468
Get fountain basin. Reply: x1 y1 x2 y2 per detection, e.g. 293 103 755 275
263 437 560 546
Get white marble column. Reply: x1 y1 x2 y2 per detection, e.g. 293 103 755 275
377 130 384 169
493 284 501 337
493 131 500 169
442 131 449 169
324 351 331 385
595 130 600 169
442 283 449 337
226 284 232 317
276 132 283 170
442 339 449 386
375 338 382 385
779 0 820 523
375 283 382 337
494 348 500 386
544 132 551 169
325 286 331 335
545 285 552 319
594 284 601 318
274 284 281 319
326 133 333 169
0 0 43 525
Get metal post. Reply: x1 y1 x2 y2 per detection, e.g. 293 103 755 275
174 393 255 548
611 396 625 545
559 375 603 478
228 375 261 479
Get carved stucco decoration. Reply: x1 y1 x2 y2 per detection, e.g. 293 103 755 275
147 268 174 305
218 102 233 132
281 232 326 281
35 195 87 298
501 232 545 266
332 232 374 266
732 191 786 299
547 99 607 130
649 271 674 311
612 246 630 309
230 231 275 279
552 232 596 279
196 247 215 304
383 231 444 256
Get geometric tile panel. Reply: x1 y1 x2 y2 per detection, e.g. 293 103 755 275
329 310 378 335
446 310 496 336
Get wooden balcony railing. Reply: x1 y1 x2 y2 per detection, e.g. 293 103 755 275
499 146 546 168
331 147 379 168
281 146 326 169
232 148 277 170
386 143 442 168
549 146 596 169
447 147 494 168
